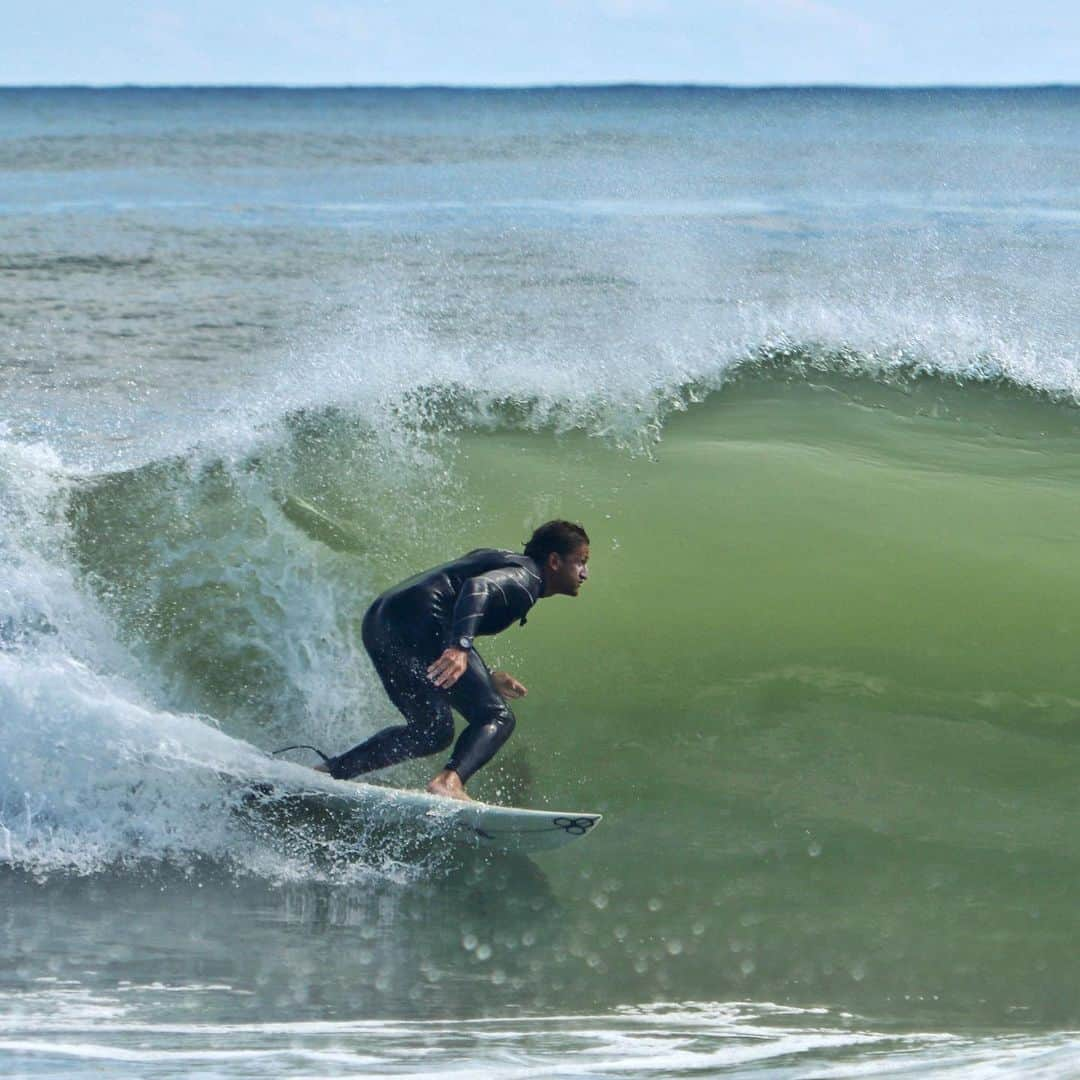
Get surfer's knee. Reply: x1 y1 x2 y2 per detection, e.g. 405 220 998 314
469 692 515 733
477 711 516 748
491 708 515 738
474 698 515 742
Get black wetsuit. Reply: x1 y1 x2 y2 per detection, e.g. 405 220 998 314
325 549 544 783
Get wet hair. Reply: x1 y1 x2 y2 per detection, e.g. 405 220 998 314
523 520 590 565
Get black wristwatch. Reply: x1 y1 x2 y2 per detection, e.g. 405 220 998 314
457 636 473 651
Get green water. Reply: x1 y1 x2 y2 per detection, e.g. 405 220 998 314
444 374 1080 1026
63 369 1080 1032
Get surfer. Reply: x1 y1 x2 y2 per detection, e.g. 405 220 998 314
314 520 590 801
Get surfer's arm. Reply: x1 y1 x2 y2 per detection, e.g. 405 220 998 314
448 575 493 645
432 569 532 690
448 568 532 644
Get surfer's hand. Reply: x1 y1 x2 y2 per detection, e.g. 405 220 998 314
427 647 469 689
492 670 527 700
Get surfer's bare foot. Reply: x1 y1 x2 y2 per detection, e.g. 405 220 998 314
427 769 472 801
312 761 330 774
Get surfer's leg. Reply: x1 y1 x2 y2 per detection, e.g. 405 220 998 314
324 610 455 779
324 681 454 779
434 650 516 789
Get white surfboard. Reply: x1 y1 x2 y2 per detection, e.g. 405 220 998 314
239 773 602 854
278 493 367 554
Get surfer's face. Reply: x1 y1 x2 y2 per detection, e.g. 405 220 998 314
547 543 590 597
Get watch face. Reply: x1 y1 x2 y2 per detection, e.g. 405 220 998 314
459 637 472 650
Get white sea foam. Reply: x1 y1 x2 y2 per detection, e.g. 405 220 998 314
0 435 420 878
1 995 1076 1078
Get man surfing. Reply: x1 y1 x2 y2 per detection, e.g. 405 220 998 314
314 520 590 801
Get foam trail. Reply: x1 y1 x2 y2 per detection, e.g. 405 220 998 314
0 435 387 878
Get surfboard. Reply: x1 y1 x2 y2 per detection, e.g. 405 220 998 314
278 493 366 554
238 773 602 854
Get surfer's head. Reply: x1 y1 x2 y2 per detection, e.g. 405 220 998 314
525 520 590 598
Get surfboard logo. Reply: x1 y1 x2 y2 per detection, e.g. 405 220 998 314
552 816 597 836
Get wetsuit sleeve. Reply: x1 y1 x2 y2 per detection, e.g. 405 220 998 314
449 567 534 643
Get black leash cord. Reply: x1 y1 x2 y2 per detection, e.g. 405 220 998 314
271 744 332 764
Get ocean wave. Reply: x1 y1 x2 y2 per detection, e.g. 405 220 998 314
4 324 1080 879
0 436 444 879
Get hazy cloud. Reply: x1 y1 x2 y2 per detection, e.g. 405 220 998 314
597 0 671 18
1 0 1073 85
752 0 878 47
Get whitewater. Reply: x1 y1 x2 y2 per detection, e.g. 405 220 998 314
2 86 1080 1076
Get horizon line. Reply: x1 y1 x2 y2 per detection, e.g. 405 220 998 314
1 81 1077 92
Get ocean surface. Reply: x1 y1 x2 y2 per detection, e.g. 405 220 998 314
2 85 1080 1077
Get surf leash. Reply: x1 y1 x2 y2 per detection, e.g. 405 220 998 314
270 743 332 764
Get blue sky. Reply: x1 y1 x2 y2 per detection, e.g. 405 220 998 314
4 0 1077 86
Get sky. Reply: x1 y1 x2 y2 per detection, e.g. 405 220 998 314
3 0 1077 87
